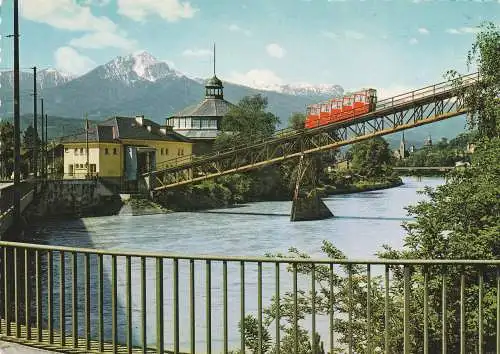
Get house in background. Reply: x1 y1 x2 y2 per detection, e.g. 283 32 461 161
61 115 192 190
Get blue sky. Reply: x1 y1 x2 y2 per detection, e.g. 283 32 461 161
1 0 499 97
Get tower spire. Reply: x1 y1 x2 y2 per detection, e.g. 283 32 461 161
213 42 216 76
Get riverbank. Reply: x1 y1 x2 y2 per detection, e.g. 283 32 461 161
319 178 404 196
155 175 404 212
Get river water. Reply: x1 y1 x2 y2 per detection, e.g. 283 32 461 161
22 176 444 353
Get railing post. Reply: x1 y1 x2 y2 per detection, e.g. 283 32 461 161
403 265 410 354
156 257 164 354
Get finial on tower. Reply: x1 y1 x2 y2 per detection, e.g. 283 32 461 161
213 42 216 76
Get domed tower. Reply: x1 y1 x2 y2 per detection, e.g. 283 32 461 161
166 43 235 155
205 48 224 99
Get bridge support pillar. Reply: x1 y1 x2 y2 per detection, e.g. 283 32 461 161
290 189 333 222
290 154 333 222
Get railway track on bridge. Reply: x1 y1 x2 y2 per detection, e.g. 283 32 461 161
146 72 479 191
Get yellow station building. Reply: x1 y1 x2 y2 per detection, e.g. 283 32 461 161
61 115 192 188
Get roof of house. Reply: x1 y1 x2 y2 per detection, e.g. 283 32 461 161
62 116 191 144
171 98 235 118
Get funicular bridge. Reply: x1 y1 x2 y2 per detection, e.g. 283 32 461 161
146 72 479 191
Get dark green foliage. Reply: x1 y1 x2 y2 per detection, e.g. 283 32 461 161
154 181 232 211
214 94 280 150
349 136 394 179
22 125 41 150
288 112 306 130
0 121 14 178
445 22 499 139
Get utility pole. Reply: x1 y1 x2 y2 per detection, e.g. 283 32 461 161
12 0 21 222
32 66 38 178
40 98 44 179
45 113 48 178
85 114 89 178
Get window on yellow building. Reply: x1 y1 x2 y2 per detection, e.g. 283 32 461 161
165 148 168 155
161 148 164 155
105 148 109 155
80 148 84 155
113 148 117 155
74 148 78 155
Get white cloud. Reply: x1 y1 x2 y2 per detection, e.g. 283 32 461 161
418 27 430 35
266 43 286 58
117 0 198 22
321 31 338 39
227 69 283 88
369 85 414 99
409 38 418 45
69 31 137 50
345 30 365 40
446 27 480 35
182 49 212 57
322 30 365 40
76 0 111 6
20 0 136 51
54 46 96 75
460 27 481 34
228 24 252 37
20 0 116 32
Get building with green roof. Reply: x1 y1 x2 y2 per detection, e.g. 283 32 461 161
166 47 235 155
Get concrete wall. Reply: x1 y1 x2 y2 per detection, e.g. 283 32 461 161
27 180 122 219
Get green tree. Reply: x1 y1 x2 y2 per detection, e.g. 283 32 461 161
0 120 14 178
445 22 499 139
22 125 41 150
215 94 280 150
349 136 394 179
22 125 41 174
288 112 306 130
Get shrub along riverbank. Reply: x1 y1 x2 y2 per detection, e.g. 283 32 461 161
154 166 403 212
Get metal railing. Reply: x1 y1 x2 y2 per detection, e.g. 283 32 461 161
0 241 498 354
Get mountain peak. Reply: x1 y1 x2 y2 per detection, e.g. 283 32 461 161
98 51 181 84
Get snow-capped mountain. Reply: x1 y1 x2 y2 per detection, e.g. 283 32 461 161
0 68 74 90
0 50 343 123
224 79 343 98
95 50 185 85
266 82 344 97
38 68 75 89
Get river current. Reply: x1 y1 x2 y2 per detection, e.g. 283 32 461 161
23 176 444 352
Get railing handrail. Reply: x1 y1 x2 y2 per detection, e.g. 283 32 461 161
0 240 498 264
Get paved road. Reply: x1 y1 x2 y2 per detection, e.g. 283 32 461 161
0 341 56 354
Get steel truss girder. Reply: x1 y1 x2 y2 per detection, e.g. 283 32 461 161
150 92 468 191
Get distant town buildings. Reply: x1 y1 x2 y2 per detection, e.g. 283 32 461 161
424 134 433 147
394 132 407 160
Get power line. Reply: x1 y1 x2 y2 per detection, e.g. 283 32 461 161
0 66 59 71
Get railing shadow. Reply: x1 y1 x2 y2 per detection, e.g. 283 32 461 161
0 217 148 351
